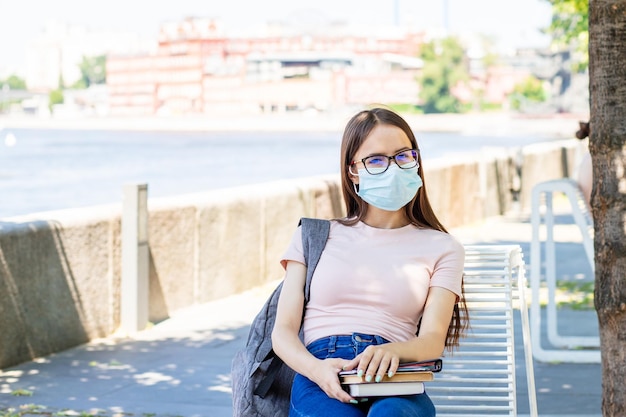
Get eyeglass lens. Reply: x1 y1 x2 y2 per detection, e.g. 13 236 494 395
363 150 418 174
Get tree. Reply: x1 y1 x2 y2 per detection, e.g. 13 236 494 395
588 0 626 415
545 0 589 72
74 55 107 89
509 75 548 110
0 74 27 90
417 37 469 113
49 89 64 112
546 1 626 413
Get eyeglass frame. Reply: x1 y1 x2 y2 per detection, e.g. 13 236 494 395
349 148 420 175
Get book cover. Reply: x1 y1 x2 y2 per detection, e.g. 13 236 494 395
344 381 425 397
340 370 434 384
338 358 442 378
394 358 443 373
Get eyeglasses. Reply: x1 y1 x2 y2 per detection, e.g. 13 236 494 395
350 149 419 175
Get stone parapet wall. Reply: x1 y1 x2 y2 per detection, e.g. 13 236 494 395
0 139 583 369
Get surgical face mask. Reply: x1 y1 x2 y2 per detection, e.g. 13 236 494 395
354 164 423 211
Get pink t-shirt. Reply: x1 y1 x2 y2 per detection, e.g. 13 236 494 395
280 220 465 346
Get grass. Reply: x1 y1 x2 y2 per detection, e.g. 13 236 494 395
483 279 595 312
528 279 595 311
554 280 595 310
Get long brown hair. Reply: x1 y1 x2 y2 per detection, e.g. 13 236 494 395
338 107 468 350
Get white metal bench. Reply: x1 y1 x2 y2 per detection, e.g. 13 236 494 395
429 245 538 417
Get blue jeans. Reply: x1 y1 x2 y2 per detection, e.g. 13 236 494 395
289 333 436 417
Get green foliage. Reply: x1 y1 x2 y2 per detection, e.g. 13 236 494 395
482 51 500 68
10 389 33 396
49 89 64 111
479 102 503 112
76 55 106 88
0 404 45 417
509 76 547 110
0 405 115 417
0 75 26 112
0 75 27 90
72 78 88 89
545 0 589 72
387 103 423 114
417 37 469 114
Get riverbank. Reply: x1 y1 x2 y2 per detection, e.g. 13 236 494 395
0 110 588 137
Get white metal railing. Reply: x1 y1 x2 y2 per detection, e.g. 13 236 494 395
529 179 600 363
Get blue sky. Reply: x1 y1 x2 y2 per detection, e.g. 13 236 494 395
0 0 553 75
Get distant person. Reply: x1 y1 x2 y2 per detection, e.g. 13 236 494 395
575 121 592 207
272 107 468 417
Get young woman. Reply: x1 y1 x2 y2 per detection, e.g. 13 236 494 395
272 107 467 417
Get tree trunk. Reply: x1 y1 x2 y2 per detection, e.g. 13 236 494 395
588 1 626 415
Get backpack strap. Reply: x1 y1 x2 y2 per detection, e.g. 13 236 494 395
299 217 331 303
253 217 330 398
253 350 286 398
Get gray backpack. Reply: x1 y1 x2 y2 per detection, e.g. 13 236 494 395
231 218 331 417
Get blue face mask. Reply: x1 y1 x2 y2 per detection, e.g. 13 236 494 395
355 164 423 211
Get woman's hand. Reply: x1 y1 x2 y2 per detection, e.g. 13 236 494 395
341 344 401 382
309 358 358 404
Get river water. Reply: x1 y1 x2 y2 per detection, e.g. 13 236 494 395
0 127 559 218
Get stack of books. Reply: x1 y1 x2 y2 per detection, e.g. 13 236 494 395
339 359 442 397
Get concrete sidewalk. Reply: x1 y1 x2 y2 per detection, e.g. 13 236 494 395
0 210 602 417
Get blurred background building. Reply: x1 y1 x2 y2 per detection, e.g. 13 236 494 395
106 17 428 116
0 11 589 117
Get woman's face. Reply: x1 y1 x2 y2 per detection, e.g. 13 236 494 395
349 124 414 186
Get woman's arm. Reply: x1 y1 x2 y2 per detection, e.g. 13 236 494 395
411 286 459 358
271 260 355 403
